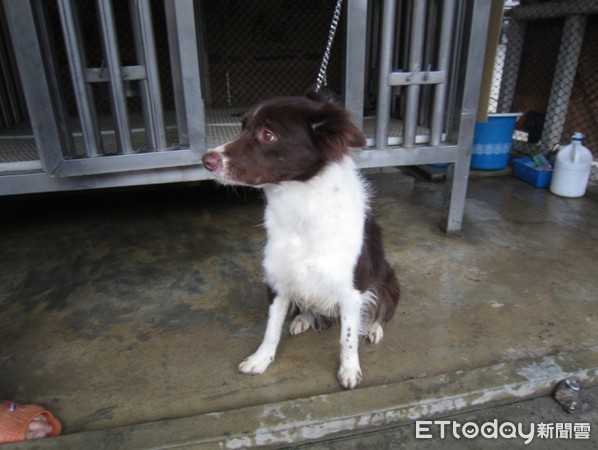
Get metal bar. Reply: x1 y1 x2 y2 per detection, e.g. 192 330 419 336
444 1 466 140
85 65 146 83
130 0 167 151
402 0 426 147
57 0 102 157
374 0 397 149
541 14 587 152
354 144 460 168
430 0 457 146
95 0 133 154
388 71 445 86
440 0 492 233
0 161 212 196
3 0 74 172
54 148 202 176
365 132 447 148
419 0 437 128
164 0 188 146
343 0 367 131
33 0 78 161
171 0 206 154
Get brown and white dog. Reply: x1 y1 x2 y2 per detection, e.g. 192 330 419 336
202 94 399 389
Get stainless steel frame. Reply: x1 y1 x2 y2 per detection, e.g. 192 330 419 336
0 0 491 233
2 0 206 178
349 0 491 231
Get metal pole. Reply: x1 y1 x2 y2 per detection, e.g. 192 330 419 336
130 0 167 151
3 0 75 171
171 0 206 153
164 1 187 146
344 0 367 131
403 0 426 147
95 0 133 154
375 0 397 149
440 0 492 233
57 0 102 157
430 0 457 146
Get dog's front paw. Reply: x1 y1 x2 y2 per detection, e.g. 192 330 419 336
337 365 363 389
239 352 273 375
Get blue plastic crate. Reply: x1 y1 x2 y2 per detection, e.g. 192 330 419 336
513 158 553 188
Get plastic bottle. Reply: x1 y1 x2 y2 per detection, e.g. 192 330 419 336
549 132 593 198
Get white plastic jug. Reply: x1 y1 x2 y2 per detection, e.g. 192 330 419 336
550 132 593 198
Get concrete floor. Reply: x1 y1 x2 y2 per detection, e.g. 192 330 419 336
0 168 597 448
298 386 598 449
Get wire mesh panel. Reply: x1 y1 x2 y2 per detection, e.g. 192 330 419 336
491 1 598 166
564 13 598 184
201 0 343 107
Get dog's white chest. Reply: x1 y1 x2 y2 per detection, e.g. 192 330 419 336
262 158 368 306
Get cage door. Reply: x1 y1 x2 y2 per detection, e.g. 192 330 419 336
3 0 206 177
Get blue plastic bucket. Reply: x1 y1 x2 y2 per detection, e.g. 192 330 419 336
471 113 521 170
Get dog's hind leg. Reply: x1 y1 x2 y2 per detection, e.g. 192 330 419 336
289 313 313 335
239 294 291 375
360 291 384 344
365 321 384 344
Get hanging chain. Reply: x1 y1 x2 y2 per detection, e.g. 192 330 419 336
315 0 344 92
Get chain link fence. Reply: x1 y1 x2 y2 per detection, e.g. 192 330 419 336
201 0 343 107
489 0 598 184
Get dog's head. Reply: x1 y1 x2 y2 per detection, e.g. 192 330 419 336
202 95 366 186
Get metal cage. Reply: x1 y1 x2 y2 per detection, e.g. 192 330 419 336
0 0 491 232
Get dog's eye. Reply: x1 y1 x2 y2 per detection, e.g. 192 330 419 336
262 129 276 142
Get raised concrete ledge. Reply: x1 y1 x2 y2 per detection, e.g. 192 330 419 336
9 346 598 449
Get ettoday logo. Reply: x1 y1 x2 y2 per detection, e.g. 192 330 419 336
415 420 591 444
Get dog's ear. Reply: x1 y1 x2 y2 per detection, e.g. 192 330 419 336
309 102 367 161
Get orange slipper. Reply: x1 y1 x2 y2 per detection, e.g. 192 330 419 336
0 401 62 444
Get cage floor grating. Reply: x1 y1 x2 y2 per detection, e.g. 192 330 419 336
0 107 434 165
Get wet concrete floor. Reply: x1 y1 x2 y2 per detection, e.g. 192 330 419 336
0 168 597 446
298 386 598 449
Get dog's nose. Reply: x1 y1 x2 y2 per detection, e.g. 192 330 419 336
202 151 222 172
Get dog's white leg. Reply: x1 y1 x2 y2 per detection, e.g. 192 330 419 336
337 291 363 389
239 295 291 375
